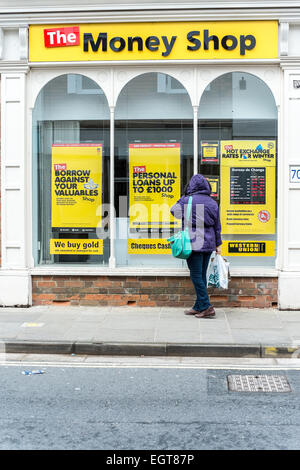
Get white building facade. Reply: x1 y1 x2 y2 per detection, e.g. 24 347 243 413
0 0 300 309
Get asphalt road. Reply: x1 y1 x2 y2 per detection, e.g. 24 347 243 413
1 356 300 450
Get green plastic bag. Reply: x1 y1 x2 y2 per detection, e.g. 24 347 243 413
167 196 193 259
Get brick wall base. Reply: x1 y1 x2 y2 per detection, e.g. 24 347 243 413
32 276 278 308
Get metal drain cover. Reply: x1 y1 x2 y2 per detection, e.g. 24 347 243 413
227 374 292 393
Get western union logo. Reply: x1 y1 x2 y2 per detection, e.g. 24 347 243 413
221 240 275 257
228 242 266 253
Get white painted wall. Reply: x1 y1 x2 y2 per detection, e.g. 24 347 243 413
0 72 31 305
278 67 300 309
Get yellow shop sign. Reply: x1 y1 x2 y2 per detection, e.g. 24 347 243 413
29 21 278 62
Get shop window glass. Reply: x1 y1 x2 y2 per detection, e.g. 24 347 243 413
32 74 110 265
115 72 193 266
198 72 277 267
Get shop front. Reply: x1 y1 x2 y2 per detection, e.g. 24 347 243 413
1 2 300 309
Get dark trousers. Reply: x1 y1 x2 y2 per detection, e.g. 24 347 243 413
187 251 212 312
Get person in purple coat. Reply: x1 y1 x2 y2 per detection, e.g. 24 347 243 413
170 174 222 318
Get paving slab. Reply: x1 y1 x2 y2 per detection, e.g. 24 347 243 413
200 334 234 344
230 328 292 344
277 311 300 322
0 306 299 357
155 331 201 343
89 328 156 343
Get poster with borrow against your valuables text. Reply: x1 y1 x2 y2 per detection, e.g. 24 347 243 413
51 143 102 232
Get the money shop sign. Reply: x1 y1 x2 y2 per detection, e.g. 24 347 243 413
29 21 278 62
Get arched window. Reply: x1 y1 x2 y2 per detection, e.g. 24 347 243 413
114 72 193 267
198 72 278 267
32 74 110 265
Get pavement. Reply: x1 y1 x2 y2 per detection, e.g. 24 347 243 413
1 305 300 358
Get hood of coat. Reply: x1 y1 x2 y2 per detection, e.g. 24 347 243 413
185 174 211 196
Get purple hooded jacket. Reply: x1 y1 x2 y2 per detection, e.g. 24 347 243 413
170 174 222 253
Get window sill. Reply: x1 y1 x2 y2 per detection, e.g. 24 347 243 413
30 266 279 278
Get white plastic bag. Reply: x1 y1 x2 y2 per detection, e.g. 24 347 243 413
207 253 230 289
207 254 218 288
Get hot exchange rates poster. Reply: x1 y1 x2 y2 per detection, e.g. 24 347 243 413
220 140 276 234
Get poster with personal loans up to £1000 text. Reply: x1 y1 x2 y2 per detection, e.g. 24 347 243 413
51 144 102 232
129 143 181 229
220 140 276 234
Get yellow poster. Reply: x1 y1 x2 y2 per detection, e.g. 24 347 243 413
129 143 181 229
205 176 220 199
50 238 103 255
51 144 102 231
220 140 276 234
203 146 217 159
221 240 275 257
201 141 219 164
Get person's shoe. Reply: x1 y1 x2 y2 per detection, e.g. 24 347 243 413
195 306 216 318
184 308 201 315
